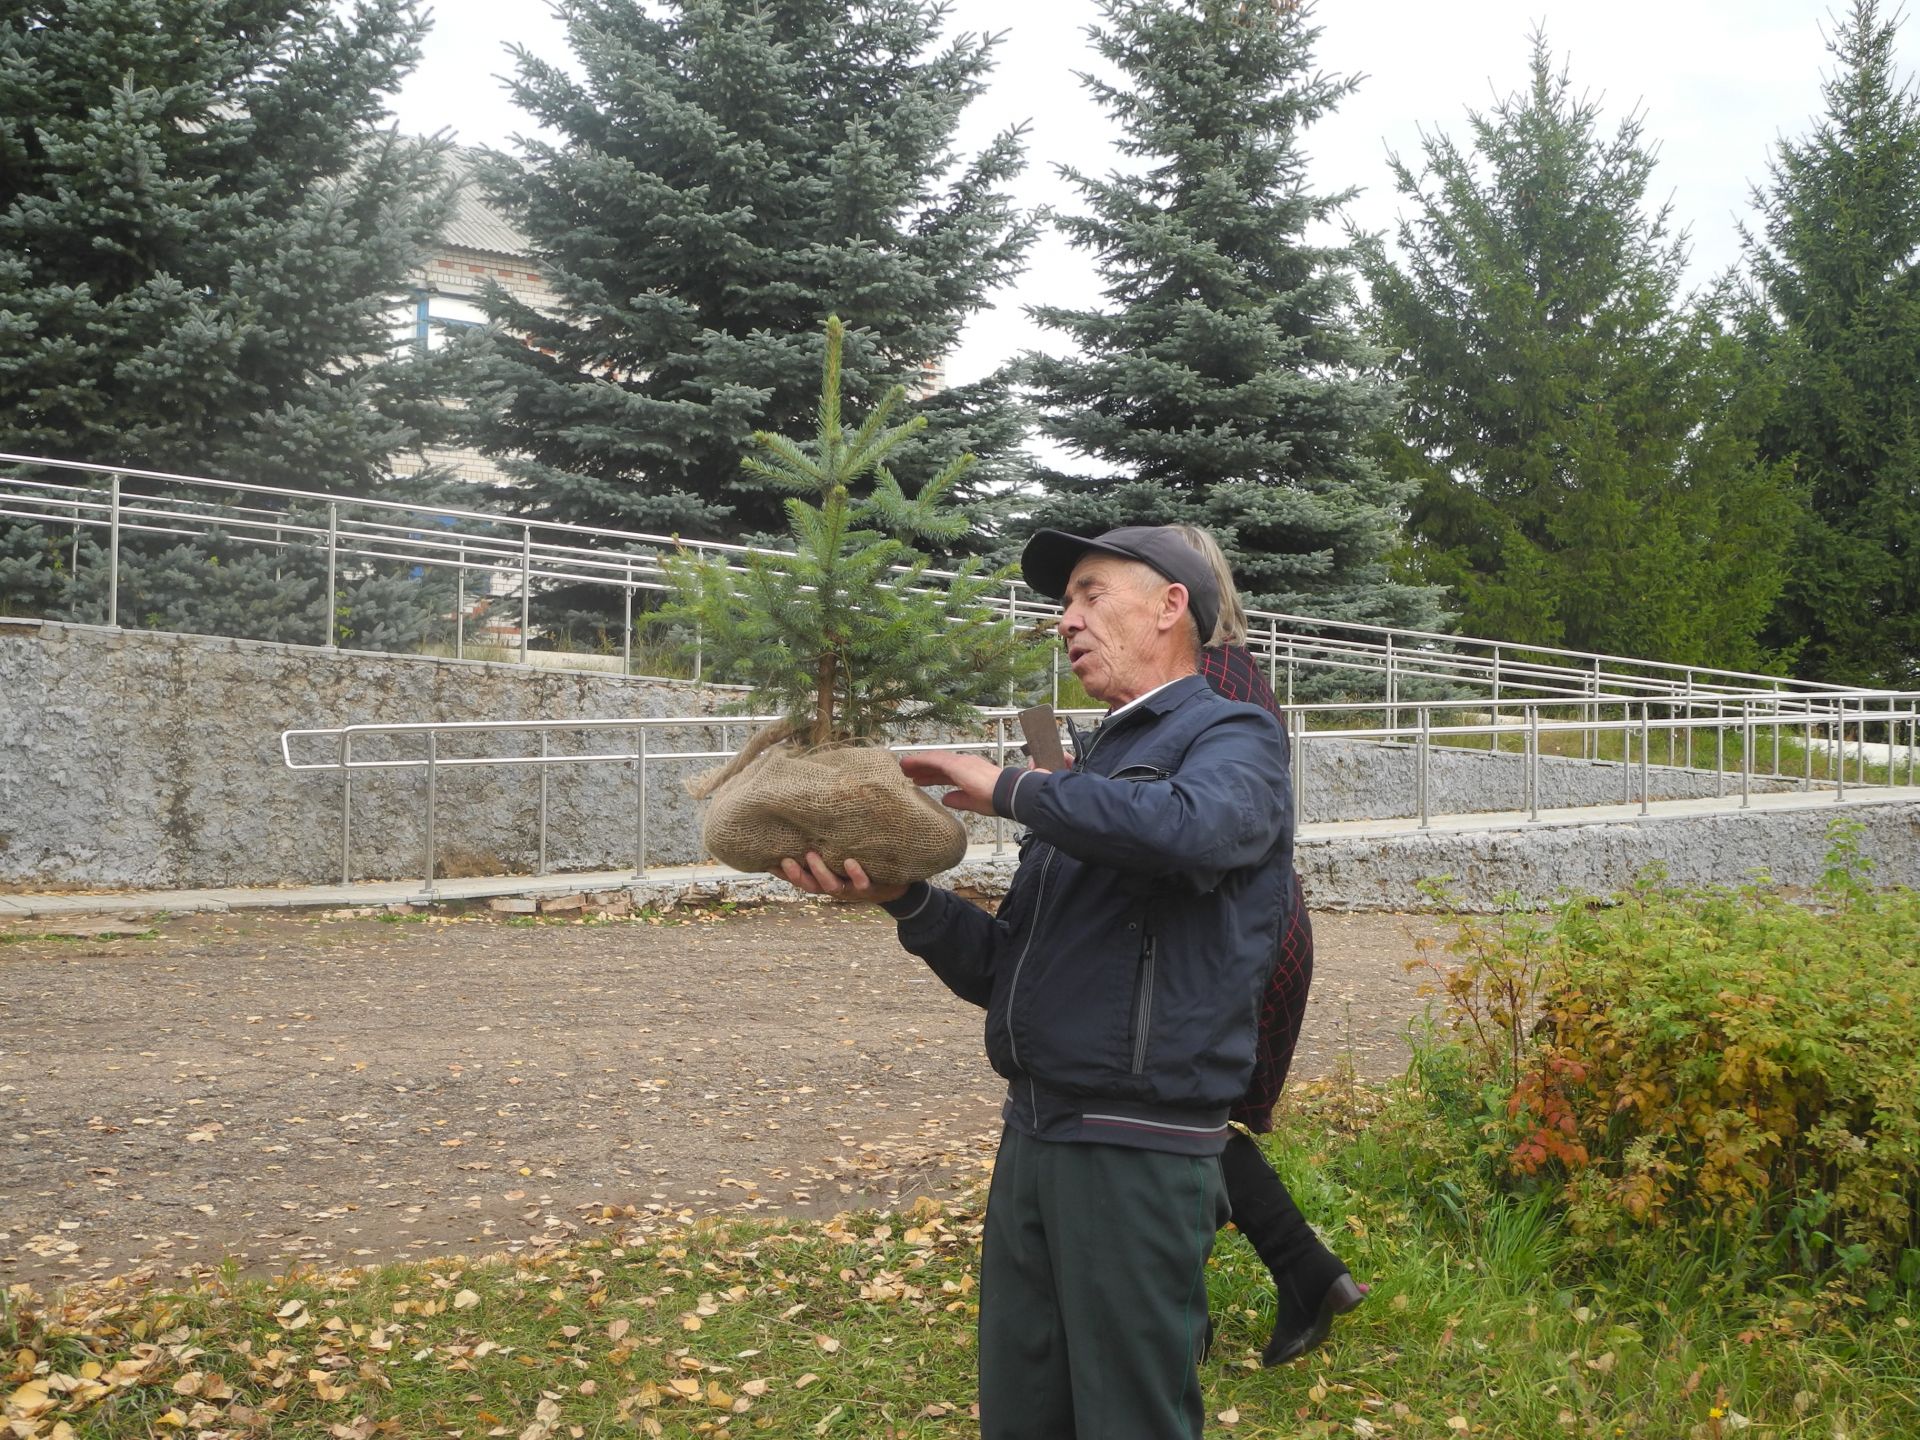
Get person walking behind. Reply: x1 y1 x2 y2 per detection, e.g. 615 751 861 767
1173 524 1368 1367
778 524 1292 1440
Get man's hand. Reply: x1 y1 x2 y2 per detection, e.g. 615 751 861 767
899 750 1006 816
776 852 906 905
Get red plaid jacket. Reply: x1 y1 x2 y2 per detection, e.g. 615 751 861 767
1199 644 1312 1132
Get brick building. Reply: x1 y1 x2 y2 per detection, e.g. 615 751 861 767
394 155 559 487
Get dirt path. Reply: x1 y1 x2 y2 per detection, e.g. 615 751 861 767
0 902 1446 1290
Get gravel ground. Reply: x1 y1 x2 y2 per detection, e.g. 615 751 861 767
0 900 1446 1291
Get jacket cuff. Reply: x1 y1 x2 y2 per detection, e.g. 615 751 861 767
880 881 936 922
993 766 1037 822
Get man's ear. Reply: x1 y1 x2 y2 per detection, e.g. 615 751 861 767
1156 582 1192 634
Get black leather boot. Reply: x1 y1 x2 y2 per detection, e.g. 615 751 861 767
1219 1131 1363 1366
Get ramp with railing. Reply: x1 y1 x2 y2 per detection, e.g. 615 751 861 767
6 450 1918 895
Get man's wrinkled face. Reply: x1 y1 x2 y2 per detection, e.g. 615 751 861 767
1056 554 1185 707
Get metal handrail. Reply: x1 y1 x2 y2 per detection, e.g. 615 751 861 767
279 693 1920 896
6 450 1904 710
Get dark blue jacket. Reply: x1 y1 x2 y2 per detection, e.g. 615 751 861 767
882 673 1293 1155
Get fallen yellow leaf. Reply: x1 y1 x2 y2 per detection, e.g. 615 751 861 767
5 1380 53 1420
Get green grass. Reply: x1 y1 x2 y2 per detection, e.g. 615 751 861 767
7 1076 1915 1439
1416 715 1917 788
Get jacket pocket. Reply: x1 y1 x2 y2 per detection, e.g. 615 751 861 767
1128 922 1156 1075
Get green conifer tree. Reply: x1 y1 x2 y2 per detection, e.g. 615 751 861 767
1364 30 1795 667
667 318 1040 745
1741 0 1920 687
464 0 1034 557
0 0 457 641
1020 0 1439 631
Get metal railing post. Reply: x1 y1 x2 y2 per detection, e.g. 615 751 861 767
1622 702 1634 803
1639 702 1651 815
1741 704 1752 809
1804 714 1814 791
422 730 439 898
537 731 550 875
633 727 649 877
519 525 532 666
106 473 122 628
1293 723 1306 824
1417 705 1430 829
1588 658 1602 761
455 541 466 661
1835 703 1846 801
1715 701 1726 798
693 622 703 683
622 563 633 675
1527 705 1540 822
1385 633 1398 734
324 500 339 648
1771 683 1783 777
993 717 1007 856
1050 647 1060 709
339 733 353 885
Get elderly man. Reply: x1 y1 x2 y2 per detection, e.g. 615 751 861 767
780 525 1292 1440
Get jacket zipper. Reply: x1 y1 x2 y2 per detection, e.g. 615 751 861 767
999 702 1167 1108
1131 925 1156 1074
999 709 1131 1079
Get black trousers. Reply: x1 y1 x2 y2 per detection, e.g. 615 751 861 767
978 1126 1228 1440
1219 1128 1348 1327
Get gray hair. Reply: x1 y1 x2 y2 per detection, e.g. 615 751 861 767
1170 524 1247 646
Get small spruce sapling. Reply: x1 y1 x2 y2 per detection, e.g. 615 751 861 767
667 317 1041 748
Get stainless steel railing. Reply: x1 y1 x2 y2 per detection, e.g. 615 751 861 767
5 450 1897 714
279 709 1084 894
280 691 1920 895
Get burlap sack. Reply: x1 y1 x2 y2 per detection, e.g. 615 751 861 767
689 729 967 884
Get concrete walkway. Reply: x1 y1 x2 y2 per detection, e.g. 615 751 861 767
1306 774 1920 838
5 782 1918 922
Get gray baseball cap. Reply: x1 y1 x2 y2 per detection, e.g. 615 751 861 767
1020 525 1221 644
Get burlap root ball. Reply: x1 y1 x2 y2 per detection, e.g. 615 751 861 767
695 740 967 884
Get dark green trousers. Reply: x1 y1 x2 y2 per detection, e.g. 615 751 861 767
978 1126 1228 1440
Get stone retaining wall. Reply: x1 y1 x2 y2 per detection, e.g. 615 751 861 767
2 621 742 888
2 621 1904 901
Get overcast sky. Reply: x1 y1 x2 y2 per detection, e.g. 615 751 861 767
388 1 1920 387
